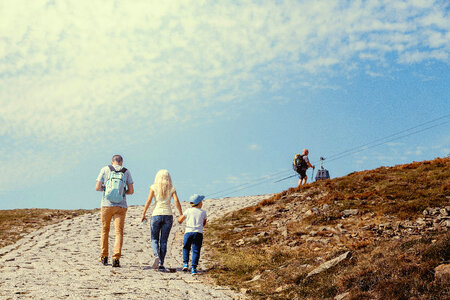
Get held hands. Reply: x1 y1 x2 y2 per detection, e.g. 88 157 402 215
177 214 185 224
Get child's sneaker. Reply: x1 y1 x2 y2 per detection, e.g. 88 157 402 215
191 267 198 275
112 259 120 268
151 257 160 269
182 263 189 271
100 256 108 266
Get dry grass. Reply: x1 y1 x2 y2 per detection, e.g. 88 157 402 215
0 208 96 249
204 157 450 299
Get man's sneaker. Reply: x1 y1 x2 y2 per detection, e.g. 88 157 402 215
157 265 166 272
112 259 120 268
191 267 198 275
100 256 108 266
182 263 189 272
152 257 160 269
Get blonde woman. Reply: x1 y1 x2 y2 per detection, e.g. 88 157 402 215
141 170 183 271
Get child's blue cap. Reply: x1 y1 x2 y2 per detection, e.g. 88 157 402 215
189 194 205 206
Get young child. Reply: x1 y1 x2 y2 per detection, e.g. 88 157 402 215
177 194 207 275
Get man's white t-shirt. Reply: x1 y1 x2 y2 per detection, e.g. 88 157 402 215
184 207 207 234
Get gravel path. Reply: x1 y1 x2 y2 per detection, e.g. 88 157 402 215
0 195 272 299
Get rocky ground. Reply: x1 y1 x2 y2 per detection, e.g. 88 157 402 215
0 195 272 300
204 158 450 299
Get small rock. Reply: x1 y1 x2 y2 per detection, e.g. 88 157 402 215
233 228 243 233
288 240 300 247
236 239 245 246
434 264 450 281
306 251 352 278
334 292 350 300
275 285 290 293
311 207 320 214
416 218 426 225
342 209 358 216
304 210 313 217
246 274 262 282
244 236 260 243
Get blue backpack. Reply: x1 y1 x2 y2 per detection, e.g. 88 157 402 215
104 165 128 203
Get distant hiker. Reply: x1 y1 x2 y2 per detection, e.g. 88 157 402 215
293 148 315 187
178 194 207 275
141 169 183 271
95 154 134 268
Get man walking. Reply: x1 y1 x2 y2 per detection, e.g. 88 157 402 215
95 155 134 267
294 148 315 187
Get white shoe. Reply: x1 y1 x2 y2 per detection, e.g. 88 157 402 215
152 257 160 269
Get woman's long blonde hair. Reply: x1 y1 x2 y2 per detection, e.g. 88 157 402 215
153 169 173 199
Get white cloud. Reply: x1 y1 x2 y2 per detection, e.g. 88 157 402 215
405 146 426 156
386 142 404 147
0 0 449 190
249 144 262 151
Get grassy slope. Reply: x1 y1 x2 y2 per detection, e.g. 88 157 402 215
0 209 96 249
204 158 450 299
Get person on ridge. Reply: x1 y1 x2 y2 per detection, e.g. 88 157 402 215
95 154 134 268
178 194 207 275
293 148 315 187
141 169 183 271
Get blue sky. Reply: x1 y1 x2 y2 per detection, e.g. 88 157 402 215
0 0 449 210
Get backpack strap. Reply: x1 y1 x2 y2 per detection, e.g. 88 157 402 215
108 165 127 173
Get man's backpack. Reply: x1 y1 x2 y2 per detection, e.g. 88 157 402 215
293 154 307 172
104 165 128 204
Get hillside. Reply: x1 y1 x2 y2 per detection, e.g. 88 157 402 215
0 209 95 249
204 158 450 299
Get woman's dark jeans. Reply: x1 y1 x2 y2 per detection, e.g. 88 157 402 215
151 215 173 266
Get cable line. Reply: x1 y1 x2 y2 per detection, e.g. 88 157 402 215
324 114 450 162
205 168 292 198
206 113 450 198
325 118 450 164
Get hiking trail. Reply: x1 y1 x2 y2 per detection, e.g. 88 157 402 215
0 195 271 299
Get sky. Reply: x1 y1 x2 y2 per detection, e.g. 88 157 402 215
0 0 449 210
